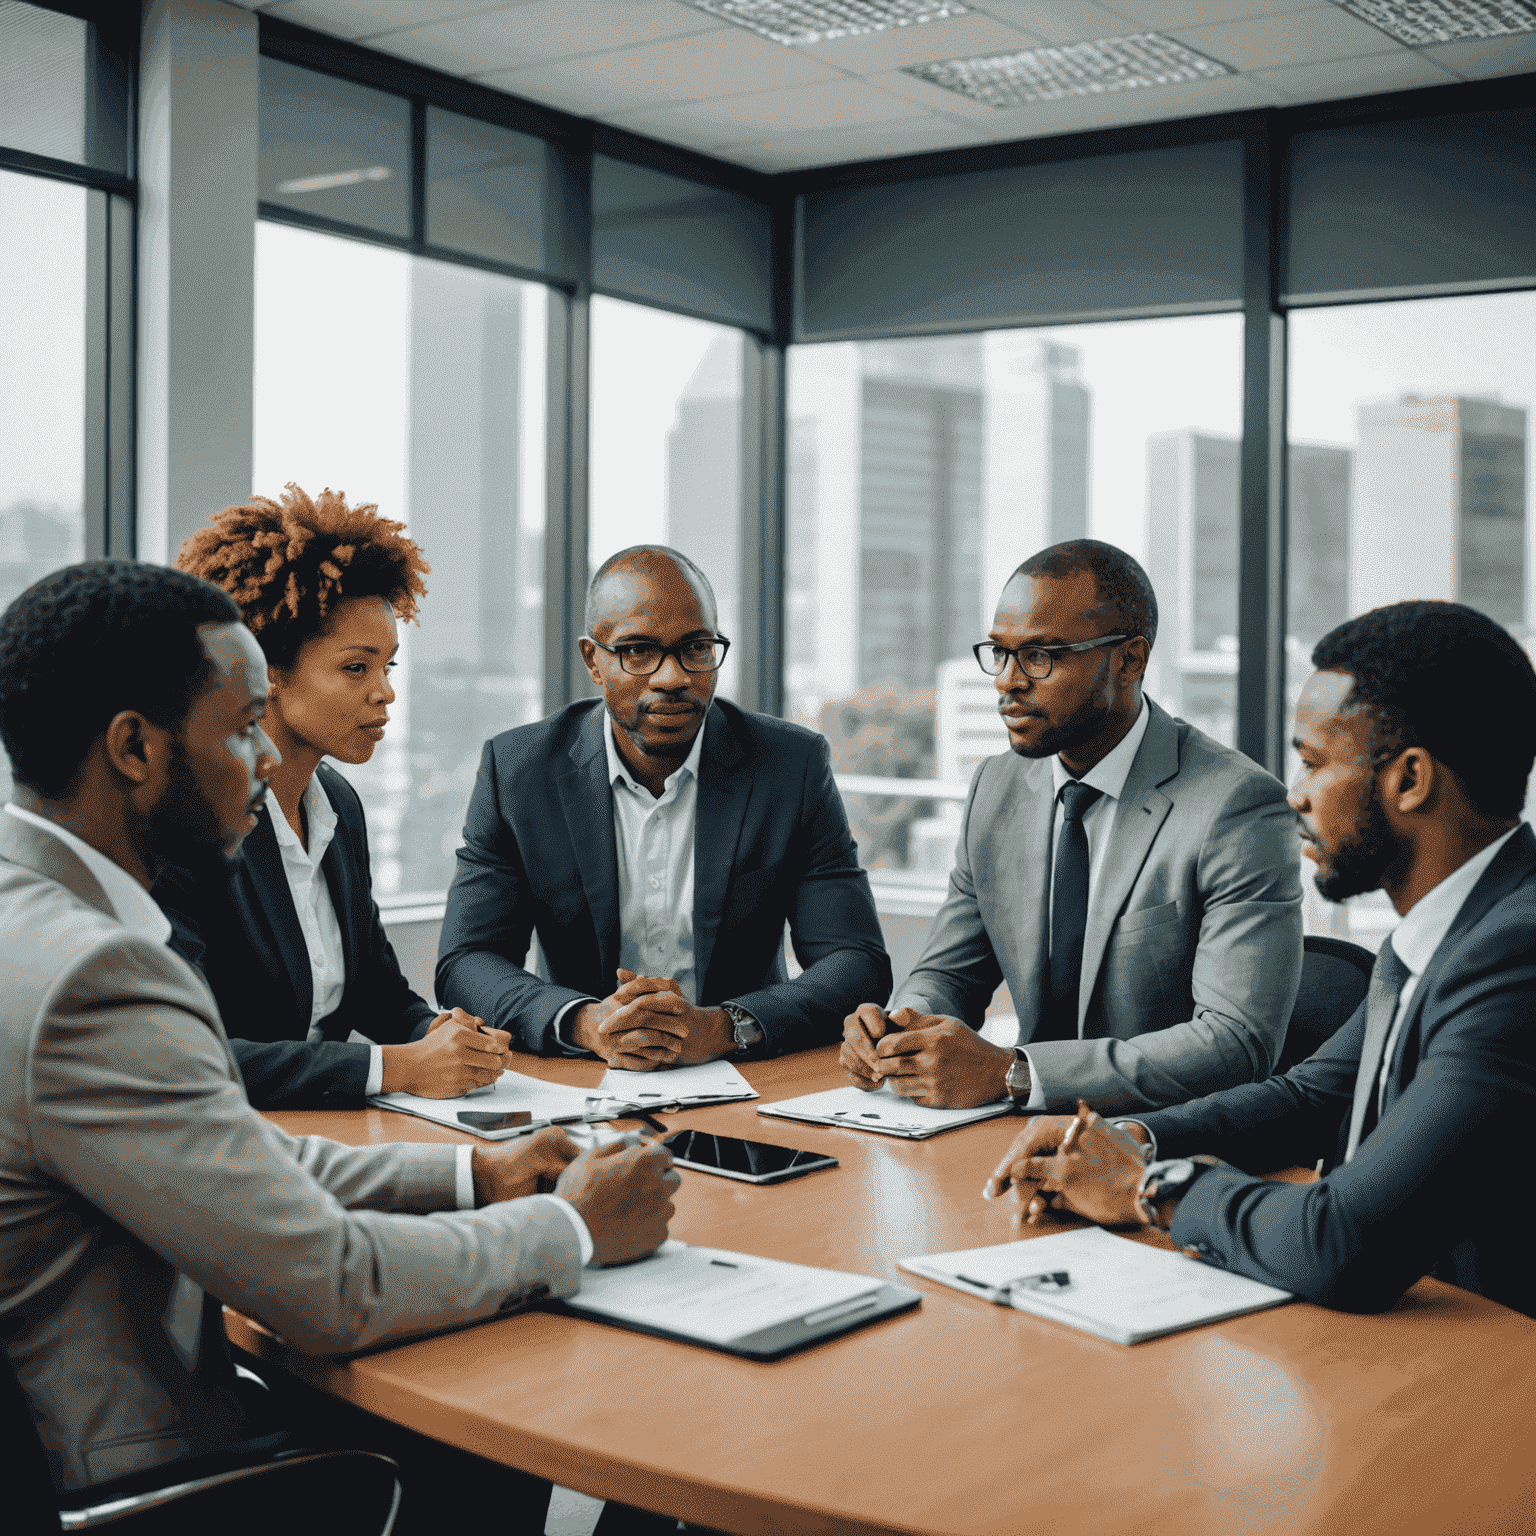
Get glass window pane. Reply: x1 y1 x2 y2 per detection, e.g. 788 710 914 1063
1287 291 1535 947
0 1 85 164
786 315 1242 899
254 221 547 897
426 106 557 273
589 296 743 698
0 168 88 801
259 57 411 238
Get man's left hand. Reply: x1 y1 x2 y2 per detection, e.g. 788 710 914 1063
984 1110 1147 1228
470 1127 583 1205
871 1011 1013 1108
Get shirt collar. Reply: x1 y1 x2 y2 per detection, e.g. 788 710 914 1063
265 773 338 861
1051 697 1151 803
1388 823 1523 978
604 711 707 798
4 802 173 945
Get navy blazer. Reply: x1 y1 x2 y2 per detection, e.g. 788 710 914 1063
1140 824 1536 1318
435 699 891 1055
157 762 437 1108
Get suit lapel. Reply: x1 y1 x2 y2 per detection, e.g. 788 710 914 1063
556 707 622 984
0 814 116 919
692 706 749 995
240 807 313 1027
316 776 360 1029
1008 756 1056 1034
1076 703 1178 1028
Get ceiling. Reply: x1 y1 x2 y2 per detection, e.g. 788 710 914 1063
225 0 1536 173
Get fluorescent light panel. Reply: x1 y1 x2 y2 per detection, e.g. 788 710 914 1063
1340 0 1536 44
686 0 968 47
275 165 392 194
904 34 1229 108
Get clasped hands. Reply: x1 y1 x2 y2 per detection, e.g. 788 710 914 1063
569 969 732 1070
985 1105 1154 1228
840 1004 1014 1108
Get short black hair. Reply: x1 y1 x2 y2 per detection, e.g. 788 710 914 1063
1016 539 1158 650
584 545 718 636
0 560 242 798
1312 600 1536 820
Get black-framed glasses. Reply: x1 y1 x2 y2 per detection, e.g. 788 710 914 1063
973 634 1128 680
587 635 731 676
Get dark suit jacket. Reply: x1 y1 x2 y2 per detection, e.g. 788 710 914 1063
157 763 436 1108
435 699 891 1055
1140 824 1536 1318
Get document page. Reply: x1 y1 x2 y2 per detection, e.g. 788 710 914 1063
371 1069 603 1138
566 1242 882 1346
902 1228 1292 1345
759 1082 1014 1138
598 1060 757 1106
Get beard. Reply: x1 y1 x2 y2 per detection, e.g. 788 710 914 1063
608 697 705 756
1005 691 1112 760
1311 789 1402 903
144 738 245 887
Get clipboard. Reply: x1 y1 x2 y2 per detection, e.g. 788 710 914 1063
757 1084 1016 1139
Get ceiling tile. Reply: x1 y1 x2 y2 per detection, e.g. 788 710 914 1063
481 26 846 116
267 0 514 40
967 69 1282 137
1253 46 1457 99
363 0 713 74
1419 32 1536 78
864 64 1008 115
1102 0 1322 26
731 115 994 170
967 1 1151 45
801 12 1039 71
612 78 930 144
1164 6 1398 71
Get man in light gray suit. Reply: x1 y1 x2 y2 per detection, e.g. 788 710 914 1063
841 540 1302 1115
0 562 676 1524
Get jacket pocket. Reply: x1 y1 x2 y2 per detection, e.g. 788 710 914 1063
1111 899 1180 938
83 1427 196 1488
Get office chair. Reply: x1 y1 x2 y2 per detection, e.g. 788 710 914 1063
5 1350 401 1536
1275 934 1376 1073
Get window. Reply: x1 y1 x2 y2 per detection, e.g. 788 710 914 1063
588 295 744 698
786 314 1243 894
0 167 88 803
254 221 548 898
1287 289 1536 946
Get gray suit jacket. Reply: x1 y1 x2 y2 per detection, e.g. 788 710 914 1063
891 698 1302 1113
0 817 583 1495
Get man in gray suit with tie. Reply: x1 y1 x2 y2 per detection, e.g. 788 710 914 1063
986 601 1536 1320
0 561 676 1524
841 540 1302 1115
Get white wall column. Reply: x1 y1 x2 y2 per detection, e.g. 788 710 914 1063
137 0 257 564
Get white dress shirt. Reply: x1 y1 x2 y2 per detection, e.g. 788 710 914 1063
1373 823 1521 1115
1013 700 1153 1108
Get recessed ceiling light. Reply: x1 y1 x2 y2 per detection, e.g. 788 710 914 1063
686 1 968 48
903 34 1230 108
1339 0 1536 45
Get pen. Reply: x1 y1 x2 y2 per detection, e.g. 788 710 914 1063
1060 1099 1093 1153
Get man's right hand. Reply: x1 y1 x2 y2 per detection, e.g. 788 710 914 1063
378 1016 511 1097
569 971 691 1070
556 1137 679 1265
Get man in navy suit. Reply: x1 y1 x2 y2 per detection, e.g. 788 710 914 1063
986 600 1536 1318
437 545 890 1068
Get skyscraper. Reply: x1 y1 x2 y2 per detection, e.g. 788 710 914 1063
1352 395 1527 627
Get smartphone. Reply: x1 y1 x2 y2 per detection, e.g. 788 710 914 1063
661 1129 837 1185
457 1110 533 1130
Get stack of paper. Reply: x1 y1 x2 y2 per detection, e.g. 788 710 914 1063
758 1082 1014 1139
597 1059 757 1108
370 1069 605 1140
901 1227 1292 1345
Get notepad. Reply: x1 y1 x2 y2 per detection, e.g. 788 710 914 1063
560 1241 920 1359
757 1082 1014 1139
370 1070 606 1140
901 1227 1292 1345
597 1059 758 1107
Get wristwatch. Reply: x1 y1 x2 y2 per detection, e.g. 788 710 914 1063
722 1002 764 1056
1004 1048 1032 1107
1136 1158 1205 1231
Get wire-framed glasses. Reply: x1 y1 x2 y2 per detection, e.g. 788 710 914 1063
973 634 1128 679
588 636 731 676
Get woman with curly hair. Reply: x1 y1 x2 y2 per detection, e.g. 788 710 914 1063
158 483 512 1108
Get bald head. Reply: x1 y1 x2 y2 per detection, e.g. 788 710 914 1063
585 545 718 641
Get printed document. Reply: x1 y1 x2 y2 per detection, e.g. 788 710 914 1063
371 1069 604 1139
598 1059 757 1106
758 1082 1013 1139
902 1227 1291 1344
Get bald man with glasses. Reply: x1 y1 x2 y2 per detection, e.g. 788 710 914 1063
840 539 1302 1118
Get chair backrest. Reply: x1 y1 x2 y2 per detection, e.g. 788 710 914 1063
2 1344 65 1533
1276 934 1376 1074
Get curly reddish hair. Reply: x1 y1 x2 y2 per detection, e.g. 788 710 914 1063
176 483 430 670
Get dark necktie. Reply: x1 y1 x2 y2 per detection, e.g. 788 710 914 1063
1041 780 1103 1042
1344 936 1412 1162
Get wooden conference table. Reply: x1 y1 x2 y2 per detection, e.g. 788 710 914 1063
229 1046 1536 1536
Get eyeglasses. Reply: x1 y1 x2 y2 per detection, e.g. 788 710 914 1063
973 634 1128 680
587 636 731 676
